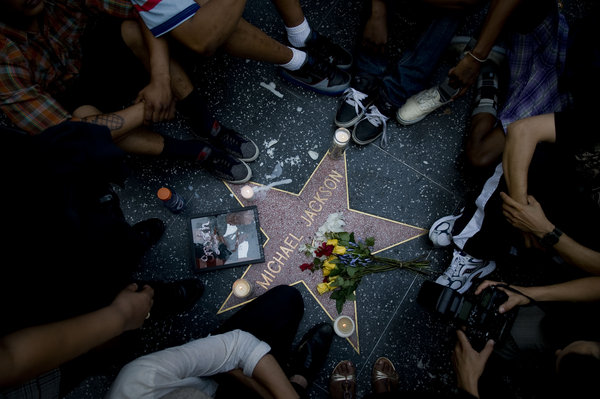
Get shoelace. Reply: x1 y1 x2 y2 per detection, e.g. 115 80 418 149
209 154 236 177
415 87 442 110
219 129 245 148
342 88 368 117
364 105 389 147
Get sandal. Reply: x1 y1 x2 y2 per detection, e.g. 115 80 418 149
371 357 399 394
329 360 356 399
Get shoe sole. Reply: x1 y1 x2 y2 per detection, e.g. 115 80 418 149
428 214 461 247
279 69 350 97
351 125 382 146
238 138 260 163
335 113 364 128
221 161 252 185
396 112 427 126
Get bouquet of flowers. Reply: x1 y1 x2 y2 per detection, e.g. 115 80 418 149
299 213 429 313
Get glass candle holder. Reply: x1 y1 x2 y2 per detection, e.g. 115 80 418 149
333 315 355 338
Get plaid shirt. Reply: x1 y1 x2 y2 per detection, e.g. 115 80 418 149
0 0 135 134
498 7 570 131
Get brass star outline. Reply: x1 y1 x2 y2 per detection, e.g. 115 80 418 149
217 152 426 353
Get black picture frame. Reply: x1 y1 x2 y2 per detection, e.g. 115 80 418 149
189 206 264 272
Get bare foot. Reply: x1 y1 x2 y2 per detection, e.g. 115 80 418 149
372 357 399 394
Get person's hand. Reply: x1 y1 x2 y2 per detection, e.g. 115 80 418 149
475 280 531 313
448 55 481 98
555 341 600 372
110 283 154 332
453 330 494 398
135 78 175 124
500 193 555 241
361 0 388 56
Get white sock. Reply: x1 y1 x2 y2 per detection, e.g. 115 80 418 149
286 18 311 48
279 47 307 71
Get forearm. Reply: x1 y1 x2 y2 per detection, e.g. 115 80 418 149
552 234 600 275
520 277 600 303
251 354 299 399
0 305 126 387
140 21 171 83
471 0 522 59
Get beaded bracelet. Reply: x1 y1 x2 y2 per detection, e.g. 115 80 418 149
465 50 487 63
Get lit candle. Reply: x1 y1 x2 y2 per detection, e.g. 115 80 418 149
333 315 355 338
240 185 254 200
232 278 253 298
329 128 350 159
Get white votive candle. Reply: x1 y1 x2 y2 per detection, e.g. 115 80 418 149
232 279 253 298
240 185 254 200
333 315 355 338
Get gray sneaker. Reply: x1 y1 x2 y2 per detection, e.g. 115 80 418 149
435 249 496 294
396 86 451 125
280 55 350 96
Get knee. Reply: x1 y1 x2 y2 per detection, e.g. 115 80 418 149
270 285 304 315
466 146 501 168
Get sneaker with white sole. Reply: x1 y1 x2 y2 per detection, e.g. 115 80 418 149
280 55 350 96
396 86 451 125
435 249 496 294
429 213 462 247
335 88 371 127
352 105 389 146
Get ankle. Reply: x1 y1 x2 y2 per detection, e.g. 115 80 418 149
289 374 308 389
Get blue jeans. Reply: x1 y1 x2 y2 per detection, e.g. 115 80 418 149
355 15 461 107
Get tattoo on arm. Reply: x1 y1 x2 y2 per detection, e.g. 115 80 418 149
82 114 125 131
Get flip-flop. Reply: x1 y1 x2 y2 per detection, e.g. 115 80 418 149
329 360 356 399
371 357 399 394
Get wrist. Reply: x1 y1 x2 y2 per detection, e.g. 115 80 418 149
458 378 479 398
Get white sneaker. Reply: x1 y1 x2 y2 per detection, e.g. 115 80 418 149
435 250 496 294
429 214 461 247
396 87 451 125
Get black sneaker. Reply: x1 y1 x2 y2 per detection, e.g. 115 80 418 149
132 218 165 249
335 76 380 128
298 30 353 70
198 145 252 184
207 120 259 162
144 279 204 319
280 55 351 96
352 105 389 147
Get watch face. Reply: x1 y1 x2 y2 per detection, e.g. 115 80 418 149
541 229 562 247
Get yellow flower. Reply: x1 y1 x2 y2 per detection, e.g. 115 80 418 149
333 245 346 255
326 239 339 246
328 275 338 283
317 283 330 295
323 256 337 268
322 267 331 276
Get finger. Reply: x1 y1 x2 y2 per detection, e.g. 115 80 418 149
480 339 495 359
475 280 496 295
140 284 155 298
500 192 520 207
456 329 469 346
126 283 138 292
527 195 538 206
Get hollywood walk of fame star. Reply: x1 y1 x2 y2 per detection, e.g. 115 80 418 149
218 152 426 352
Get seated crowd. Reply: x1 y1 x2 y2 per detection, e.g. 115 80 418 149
0 0 598 398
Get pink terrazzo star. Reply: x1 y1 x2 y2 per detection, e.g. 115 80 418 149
219 152 426 352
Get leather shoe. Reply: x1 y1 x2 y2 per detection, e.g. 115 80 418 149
143 279 204 319
290 322 334 383
133 218 165 249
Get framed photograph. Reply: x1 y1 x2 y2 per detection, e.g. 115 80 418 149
189 206 264 272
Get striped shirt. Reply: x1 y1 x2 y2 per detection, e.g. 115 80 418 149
0 0 135 134
131 0 199 37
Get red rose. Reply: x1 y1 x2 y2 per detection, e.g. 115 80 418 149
300 263 314 271
314 242 334 257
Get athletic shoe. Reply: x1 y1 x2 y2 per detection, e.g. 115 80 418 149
471 60 500 118
198 145 252 184
429 213 462 247
352 105 389 146
396 86 451 126
335 88 372 128
208 121 259 162
435 249 496 294
280 55 351 96
299 30 353 70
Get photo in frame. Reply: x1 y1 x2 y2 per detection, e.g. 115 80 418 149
189 206 264 272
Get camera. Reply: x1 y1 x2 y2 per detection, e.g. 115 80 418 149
417 280 517 351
